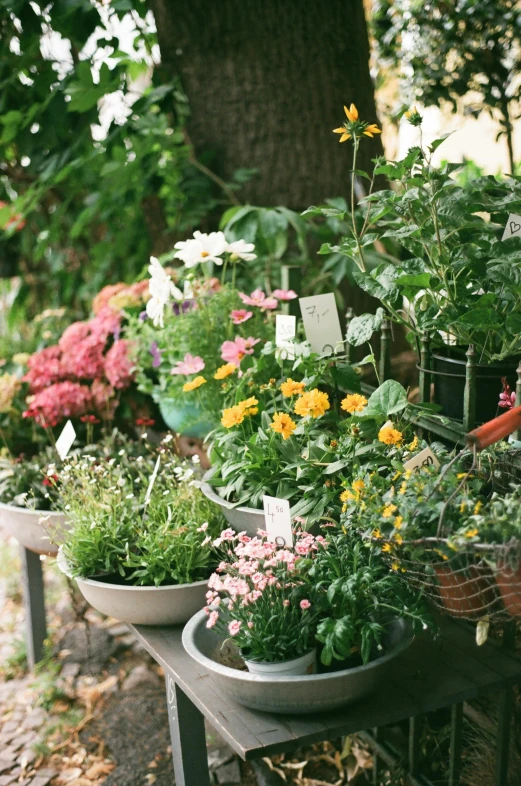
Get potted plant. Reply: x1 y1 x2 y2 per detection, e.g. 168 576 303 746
126 236 285 438
57 438 225 625
182 526 425 713
312 104 521 423
205 367 433 531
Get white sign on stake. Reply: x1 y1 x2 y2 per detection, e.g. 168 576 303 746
144 456 161 506
55 420 76 461
263 495 293 547
299 293 343 355
276 314 296 360
502 213 521 241
403 446 440 473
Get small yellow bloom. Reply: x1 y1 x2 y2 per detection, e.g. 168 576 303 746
457 472 469 479
294 389 330 419
399 481 408 496
270 412 297 440
183 375 206 392
459 502 467 514
352 479 365 493
342 503 347 513
465 528 479 538
221 405 245 428
12 353 30 365
391 561 400 572
363 124 382 138
341 393 368 414
394 516 403 529
378 426 403 446
408 435 419 452
345 103 359 122
393 533 403 545
237 397 259 416
280 378 306 397
382 543 392 553
382 503 398 518
340 489 356 502
372 528 382 540
473 501 483 515
214 363 236 380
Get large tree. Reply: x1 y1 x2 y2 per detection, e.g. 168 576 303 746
149 0 383 209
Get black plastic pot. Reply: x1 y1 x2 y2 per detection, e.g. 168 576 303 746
431 348 519 424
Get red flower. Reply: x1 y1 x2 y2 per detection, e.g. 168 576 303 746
43 474 58 487
80 415 101 424
136 417 155 427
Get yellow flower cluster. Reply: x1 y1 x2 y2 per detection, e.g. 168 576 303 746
183 375 206 392
270 412 297 440
221 397 259 428
340 393 367 414
280 378 306 397
378 425 403 446
294 389 330 419
382 503 397 518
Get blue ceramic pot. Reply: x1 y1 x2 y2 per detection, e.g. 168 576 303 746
158 398 215 439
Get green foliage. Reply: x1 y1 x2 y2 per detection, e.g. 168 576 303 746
373 0 521 169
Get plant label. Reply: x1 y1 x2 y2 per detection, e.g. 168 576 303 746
299 293 343 355
502 213 521 241
403 446 440 473
144 456 161 505
263 495 293 547
276 314 296 360
55 420 76 461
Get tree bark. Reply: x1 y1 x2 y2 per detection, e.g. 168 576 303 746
149 0 383 209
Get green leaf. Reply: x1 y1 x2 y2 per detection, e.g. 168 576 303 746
455 308 501 328
361 379 408 418
346 309 384 347
330 363 362 393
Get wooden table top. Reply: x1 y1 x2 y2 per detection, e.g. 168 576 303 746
129 618 521 760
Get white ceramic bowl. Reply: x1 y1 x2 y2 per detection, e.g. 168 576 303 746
0 501 68 555
199 480 264 537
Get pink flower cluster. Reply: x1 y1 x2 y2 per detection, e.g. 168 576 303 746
499 377 516 410
204 529 324 631
23 307 135 428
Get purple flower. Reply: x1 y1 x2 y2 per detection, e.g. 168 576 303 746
139 311 148 322
149 342 163 368
172 300 196 316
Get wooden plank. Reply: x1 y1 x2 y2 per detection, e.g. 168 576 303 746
128 621 521 761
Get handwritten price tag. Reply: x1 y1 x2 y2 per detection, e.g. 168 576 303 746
263 495 293 547
502 213 521 241
403 446 440 473
299 293 343 355
55 420 76 461
276 314 296 360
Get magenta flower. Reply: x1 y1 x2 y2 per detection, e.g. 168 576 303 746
272 289 298 301
499 378 516 410
230 309 253 324
238 288 278 310
220 336 260 366
170 353 205 376
300 599 311 610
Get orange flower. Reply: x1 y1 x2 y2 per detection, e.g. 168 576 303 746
341 393 368 414
221 405 245 428
280 378 306 397
214 363 236 380
294 389 330 419
270 412 297 440
183 376 206 392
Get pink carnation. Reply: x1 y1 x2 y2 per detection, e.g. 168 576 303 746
24 346 65 393
300 599 311 610
228 620 242 636
104 340 135 390
206 611 219 629
23 381 91 427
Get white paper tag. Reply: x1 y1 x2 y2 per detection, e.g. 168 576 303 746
263 495 293 547
502 213 521 241
144 456 161 505
55 420 76 461
299 293 343 355
276 314 296 360
403 446 440 473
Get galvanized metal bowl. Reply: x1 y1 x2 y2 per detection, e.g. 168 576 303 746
182 609 414 714
199 477 264 537
0 501 68 555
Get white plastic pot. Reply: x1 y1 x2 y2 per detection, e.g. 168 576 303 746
244 649 316 676
0 501 68 555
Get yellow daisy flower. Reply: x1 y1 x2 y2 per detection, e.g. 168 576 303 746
214 363 236 380
382 503 398 518
221 405 245 428
183 375 206 392
280 378 306 397
378 426 403 446
270 412 297 440
352 479 365 493
341 393 368 414
294 389 330 419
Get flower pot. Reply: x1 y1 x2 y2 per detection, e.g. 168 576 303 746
244 649 316 676
182 610 413 714
57 550 208 625
434 564 497 619
495 559 521 617
431 347 519 423
0 501 68 556
200 476 265 538
157 398 215 439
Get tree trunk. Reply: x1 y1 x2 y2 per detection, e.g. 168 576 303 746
149 0 383 209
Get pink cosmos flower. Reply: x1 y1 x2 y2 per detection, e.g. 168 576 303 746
300 599 311 610
238 289 278 310
220 336 260 366
228 620 242 636
170 353 205 376
230 309 253 325
206 611 219 629
272 289 298 301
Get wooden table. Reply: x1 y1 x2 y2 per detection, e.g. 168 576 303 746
129 619 521 786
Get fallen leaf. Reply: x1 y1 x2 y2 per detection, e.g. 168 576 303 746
84 761 115 779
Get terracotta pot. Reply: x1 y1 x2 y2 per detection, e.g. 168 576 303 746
495 560 521 617
434 565 497 618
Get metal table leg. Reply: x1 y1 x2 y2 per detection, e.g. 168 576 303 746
20 546 47 669
166 674 211 786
